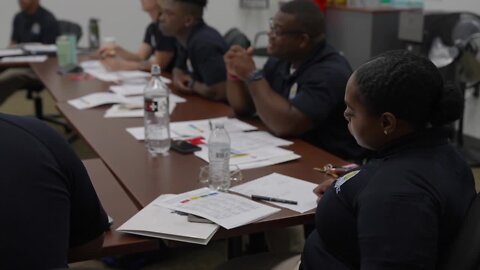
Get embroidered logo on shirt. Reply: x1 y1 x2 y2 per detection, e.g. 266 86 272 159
334 170 360 194
187 58 193 73
31 23 41 35
151 35 156 48
289 83 298 100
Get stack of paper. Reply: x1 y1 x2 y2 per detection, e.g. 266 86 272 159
1 55 48 63
126 117 257 140
68 92 128 110
110 82 172 96
154 188 280 229
194 145 300 170
125 117 300 169
22 44 57 54
230 173 318 213
0 49 25 57
80 60 170 83
117 195 219 245
103 93 186 118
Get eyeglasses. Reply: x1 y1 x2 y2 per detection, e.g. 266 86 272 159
268 18 305 37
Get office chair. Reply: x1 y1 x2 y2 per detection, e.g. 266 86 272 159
252 31 269 57
440 193 480 270
224 28 251 49
412 12 480 165
27 20 83 134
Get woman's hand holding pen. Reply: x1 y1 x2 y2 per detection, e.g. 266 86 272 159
313 178 335 203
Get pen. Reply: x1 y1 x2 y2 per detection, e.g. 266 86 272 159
251 195 298 205
189 124 204 133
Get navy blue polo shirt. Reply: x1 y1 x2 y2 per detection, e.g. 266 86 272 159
0 114 109 269
11 6 59 44
143 21 177 72
263 43 364 161
302 128 476 270
174 21 227 86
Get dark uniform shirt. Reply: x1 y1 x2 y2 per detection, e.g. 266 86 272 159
0 114 109 269
263 42 363 161
302 128 476 270
11 6 59 44
174 21 227 86
143 21 176 72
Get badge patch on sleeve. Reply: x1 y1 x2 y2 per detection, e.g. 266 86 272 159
334 170 360 194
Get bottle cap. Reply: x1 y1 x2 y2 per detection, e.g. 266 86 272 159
151 64 161 76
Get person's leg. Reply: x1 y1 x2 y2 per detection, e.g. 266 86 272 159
0 68 43 104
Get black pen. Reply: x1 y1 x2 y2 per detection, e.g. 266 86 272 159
251 194 298 205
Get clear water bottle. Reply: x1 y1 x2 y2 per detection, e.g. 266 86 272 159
208 123 231 191
88 18 100 49
144 64 170 156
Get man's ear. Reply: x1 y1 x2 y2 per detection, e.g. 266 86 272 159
298 34 310 49
380 112 397 135
184 15 195 28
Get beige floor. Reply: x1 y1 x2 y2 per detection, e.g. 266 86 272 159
1 90 479 269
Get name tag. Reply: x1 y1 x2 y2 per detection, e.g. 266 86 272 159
334 170 360 194
31 23 41 35
150 34 156 48
187 58 193 73
288 83 298 100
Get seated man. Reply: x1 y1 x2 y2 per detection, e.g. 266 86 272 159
159 0 227 101
0 0 59 105
99 0 176 72
0 113 109 269
224 0 364 161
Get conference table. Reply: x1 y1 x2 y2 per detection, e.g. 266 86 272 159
30 57 349 258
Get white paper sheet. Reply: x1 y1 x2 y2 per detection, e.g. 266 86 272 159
22 44 57 53
105 102 177 118
155 188 280 230
230 173 317 213
109 82 173 97
194 145 300 170
1 55 48 63
68 92 128 110
229 131 293 152
126 117 257 140
117 195 219 245
0 49 25 57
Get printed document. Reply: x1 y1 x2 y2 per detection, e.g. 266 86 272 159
1 55 47 63
126 117 257 140
68 92 128 110
0 49 25 57
117 195 219 245
155 188 280 229
230 173 318 213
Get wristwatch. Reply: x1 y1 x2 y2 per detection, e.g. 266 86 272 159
245 69 264 85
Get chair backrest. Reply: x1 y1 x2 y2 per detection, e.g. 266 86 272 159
224 28 251 49
58 20 83 44
440 193 480 270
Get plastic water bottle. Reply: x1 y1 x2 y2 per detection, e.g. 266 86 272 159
144 64 170 155
88 18 100 49
208 123 231 191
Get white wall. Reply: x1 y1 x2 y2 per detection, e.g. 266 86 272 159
424 0 480 13
0 0 478 50
0 0 279 51
0 0 150 51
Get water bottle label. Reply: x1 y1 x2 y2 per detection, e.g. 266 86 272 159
215 152 228 159
145 100 159 112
